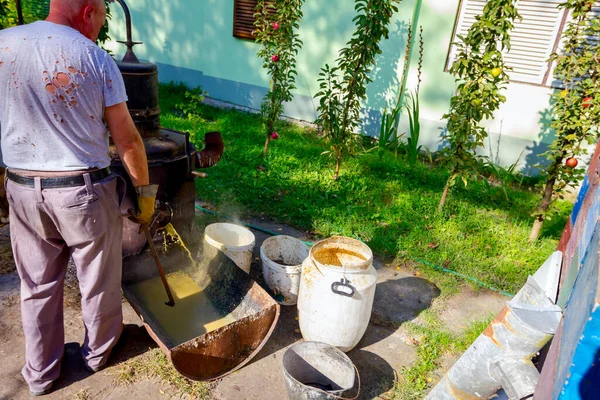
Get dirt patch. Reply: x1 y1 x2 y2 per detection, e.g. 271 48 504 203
0 225 15 274
437 286 506 335
1 292 18 307
65 261 82 308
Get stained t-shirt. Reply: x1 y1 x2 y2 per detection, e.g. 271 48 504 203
0 21 127 171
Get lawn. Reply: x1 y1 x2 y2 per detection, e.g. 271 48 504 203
159 83 570 296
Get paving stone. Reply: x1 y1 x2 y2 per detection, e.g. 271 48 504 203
437 286 507 335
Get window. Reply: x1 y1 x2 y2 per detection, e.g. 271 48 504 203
446 0 575 86
233 0 276 40
233 0 259 40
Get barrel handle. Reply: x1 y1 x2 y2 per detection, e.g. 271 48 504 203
307 364 361 400
331 278 355 298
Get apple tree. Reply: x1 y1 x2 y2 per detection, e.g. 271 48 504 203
437 0 519 212
529 0 600 240
254 0 304 158
314 0 399 180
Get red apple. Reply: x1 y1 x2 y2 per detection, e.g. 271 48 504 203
271 54 279 62
271 132 279 140
582 97 593 108
273 22 280 30
565 157 578 168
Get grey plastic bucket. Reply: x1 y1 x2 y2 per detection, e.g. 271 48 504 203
282 341 359 400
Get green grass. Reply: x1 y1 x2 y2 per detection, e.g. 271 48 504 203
393 325 453 399
453 315 494 354
391 316 493 399
159 82 569 295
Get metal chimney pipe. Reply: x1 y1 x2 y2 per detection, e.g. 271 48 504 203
115 0 142 63
15 0 24 25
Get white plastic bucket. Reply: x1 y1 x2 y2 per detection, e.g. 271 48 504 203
204 223 256 273
260 235 310 306
297 236 377 352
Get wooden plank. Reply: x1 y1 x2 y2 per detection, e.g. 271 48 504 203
556 216 572 254
533 319 563 400
553 223 600 398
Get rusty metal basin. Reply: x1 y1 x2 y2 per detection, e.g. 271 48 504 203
122 236 280 381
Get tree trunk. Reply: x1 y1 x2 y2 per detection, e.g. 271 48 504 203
263 118 274 158
529 176 557 241
529 218 544 241
263 80 276 158
333 151 342 180
263 135 270 158
438 182 450 213
438 173 454 213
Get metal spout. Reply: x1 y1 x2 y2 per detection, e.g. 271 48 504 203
115 0 142 63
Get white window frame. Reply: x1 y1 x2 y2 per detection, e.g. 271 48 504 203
445 0 573 88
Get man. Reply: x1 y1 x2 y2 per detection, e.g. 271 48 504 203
0 0 156 395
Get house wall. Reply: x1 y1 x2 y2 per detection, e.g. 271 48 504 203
106 0 558 172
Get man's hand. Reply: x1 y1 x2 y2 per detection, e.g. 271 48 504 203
128 184 158 226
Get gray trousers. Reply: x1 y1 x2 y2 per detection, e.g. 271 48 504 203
6 173 124 393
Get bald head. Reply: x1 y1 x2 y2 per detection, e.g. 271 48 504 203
47 0 107 42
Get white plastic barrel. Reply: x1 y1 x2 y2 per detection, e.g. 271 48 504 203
204 223 255 273
260 235 310 306
297 236 377 352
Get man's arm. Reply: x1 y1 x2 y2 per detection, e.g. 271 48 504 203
105 102 149 187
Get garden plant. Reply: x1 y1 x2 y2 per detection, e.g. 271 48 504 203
405 25 424 166
437 0 519 212
254 0 304 158
0 1 8 29
377 23 424 163
376 21 413 160
315 0 399 180
529 0 600 240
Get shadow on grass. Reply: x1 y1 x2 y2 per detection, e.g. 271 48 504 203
160 84 569 294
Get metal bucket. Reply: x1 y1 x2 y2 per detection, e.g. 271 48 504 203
260 235 310 306
282 341 359 400
122 235 280 381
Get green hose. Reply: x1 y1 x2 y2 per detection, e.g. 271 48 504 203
195 205 514 297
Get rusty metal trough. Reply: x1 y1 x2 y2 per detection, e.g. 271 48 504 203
122 237 280 381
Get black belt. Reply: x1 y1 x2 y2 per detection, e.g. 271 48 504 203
7 167 112 189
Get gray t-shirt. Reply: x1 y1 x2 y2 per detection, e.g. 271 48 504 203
0 21 127 171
